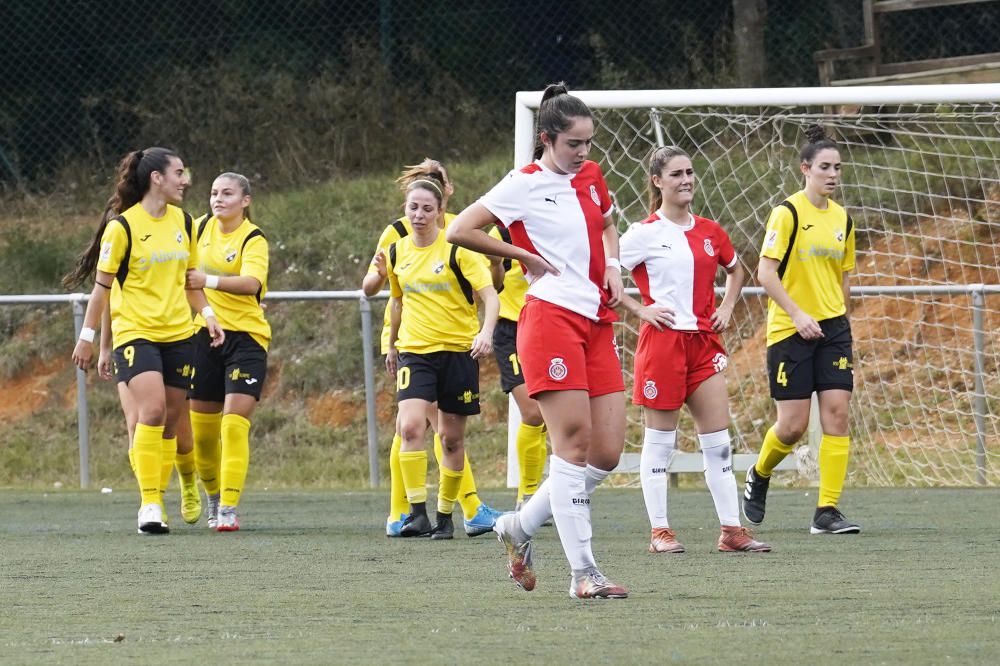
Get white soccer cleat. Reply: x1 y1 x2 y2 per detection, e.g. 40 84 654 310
137 503 169 535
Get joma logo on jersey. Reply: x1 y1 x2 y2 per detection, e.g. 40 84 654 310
833 357 852 370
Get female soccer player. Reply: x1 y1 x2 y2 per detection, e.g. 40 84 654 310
486 227 547 508
384 178 499 539
69 147 224 534
448 83 629 599
362 159 502 538
742 125 861 535
618 146 770 554
184 172 270 532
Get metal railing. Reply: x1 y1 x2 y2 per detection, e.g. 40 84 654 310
0 282 995 488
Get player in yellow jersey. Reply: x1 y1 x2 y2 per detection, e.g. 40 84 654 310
68 147 224 534
184 172 270 532
743 125 861 535
362 159 503 537
383 178 500 538
486 226 547 509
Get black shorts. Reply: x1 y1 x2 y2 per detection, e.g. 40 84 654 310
113 338 194 389
767 315 854 400
492 318 525 394
396 351 480 416
189 328 268 402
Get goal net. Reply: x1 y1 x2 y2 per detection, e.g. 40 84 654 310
513 85 1000 487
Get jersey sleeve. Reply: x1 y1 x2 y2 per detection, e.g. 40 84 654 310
595 166 614 217
716 225 737 269
458 247 493 292
241 234 269 285
95 219 128 275
478 170 528 227
618 223 647 272
760 205 795 262
368 223 402 274
386 242 403 299
842 218 856 273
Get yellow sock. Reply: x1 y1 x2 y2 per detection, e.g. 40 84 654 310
437 465 464 515
755 426 795 478
399 450 428 504
532 425 547 487
818 434 850 507
516 422 546 502
160 436 177 495
133 424 164 505
175 450 197 488
128 448 136 474
389 433 409 519
220 414 251 507
191 411 222 495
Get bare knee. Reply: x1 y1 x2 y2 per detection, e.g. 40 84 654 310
398 418 426 446
439 433 464 456
775 420 807 444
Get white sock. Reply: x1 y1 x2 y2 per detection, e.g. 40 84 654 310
518 479 552 536
548 455 596 572
699 429 740 527
640 427 675 529
584 464 611 495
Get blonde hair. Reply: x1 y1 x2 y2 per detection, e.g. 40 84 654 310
646 145 690 213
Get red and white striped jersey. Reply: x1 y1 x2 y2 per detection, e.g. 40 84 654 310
619 211 737 332
478 160 616 322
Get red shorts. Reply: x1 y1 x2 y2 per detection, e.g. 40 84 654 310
516 298 625 399
632 326 728 410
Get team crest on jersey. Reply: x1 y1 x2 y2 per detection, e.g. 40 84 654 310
99 242 112 263
703 238 715 257
712 353 728 373
175 231 184 244
548 357 568 381
835 230 845 242
643 380 658 399
225 248 237 263
432 261 445 274
589 184 600 206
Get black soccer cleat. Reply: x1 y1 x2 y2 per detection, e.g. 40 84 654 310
742 466 770 526
430 513 455 540
399 512 433 537
810 506 861 535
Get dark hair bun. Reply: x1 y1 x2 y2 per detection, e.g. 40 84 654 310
540 82 570 104
804 124 828 144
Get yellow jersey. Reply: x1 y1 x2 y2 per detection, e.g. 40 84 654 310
760 190 856 345
369 212 456 353
192 215 271 351
489 225 529 322
96 202 198 348
386 228 491 354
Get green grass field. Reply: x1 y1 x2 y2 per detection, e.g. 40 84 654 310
2 487 998 664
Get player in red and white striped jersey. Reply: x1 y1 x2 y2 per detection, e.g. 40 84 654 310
619 146 771 554
448 83 629 600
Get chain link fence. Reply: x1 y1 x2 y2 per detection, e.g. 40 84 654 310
4 1 998 194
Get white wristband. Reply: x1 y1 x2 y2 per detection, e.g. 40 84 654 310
204 275 219 289
201 306 215 319
79 327 96 343
606 257 621 271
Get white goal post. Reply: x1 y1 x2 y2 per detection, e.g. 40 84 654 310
508 84 1000 488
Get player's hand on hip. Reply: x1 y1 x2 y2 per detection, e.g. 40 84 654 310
638 305 674 331
710 304 734 332
793 312 823 340
520 254 559 282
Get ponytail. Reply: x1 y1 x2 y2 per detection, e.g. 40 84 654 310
799 124 838 164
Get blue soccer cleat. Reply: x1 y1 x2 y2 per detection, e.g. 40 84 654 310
386 512 409 537
464 503 504 538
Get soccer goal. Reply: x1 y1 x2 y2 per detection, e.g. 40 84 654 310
510 84 1000 487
